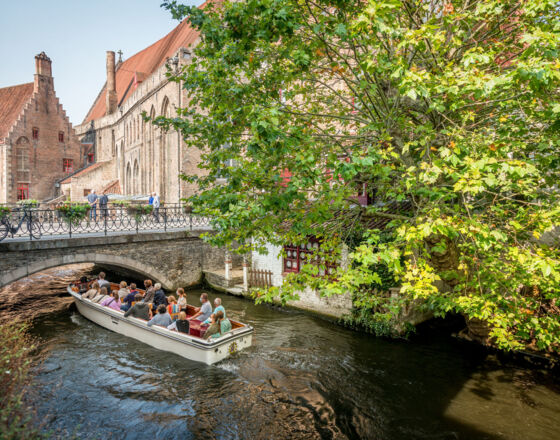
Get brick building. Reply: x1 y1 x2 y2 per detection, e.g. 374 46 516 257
66 14 206 203
0 52 83 203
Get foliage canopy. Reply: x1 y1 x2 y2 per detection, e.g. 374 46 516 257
160 0 560 353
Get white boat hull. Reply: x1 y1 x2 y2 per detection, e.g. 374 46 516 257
69 288 253 365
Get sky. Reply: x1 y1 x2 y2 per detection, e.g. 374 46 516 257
0 0 204 125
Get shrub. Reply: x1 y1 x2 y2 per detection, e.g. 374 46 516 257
0 321 44 439
55 202 90 226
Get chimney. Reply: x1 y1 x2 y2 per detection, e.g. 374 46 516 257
106 51 117 115
34 52 52 93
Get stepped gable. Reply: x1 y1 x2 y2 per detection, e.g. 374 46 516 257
0 82 34 140
83 17 202 123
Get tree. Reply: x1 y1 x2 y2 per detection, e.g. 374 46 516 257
158 0 560 353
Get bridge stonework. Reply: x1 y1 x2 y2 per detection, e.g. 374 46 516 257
0 230 237 290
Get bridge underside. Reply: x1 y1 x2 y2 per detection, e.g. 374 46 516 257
0 231 239 290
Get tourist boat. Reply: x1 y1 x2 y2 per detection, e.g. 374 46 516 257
67 282 254 365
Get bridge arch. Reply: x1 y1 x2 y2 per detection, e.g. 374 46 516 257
0 253 174 290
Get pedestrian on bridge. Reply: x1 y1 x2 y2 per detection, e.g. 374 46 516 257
87 189 98 221
153 192 160 223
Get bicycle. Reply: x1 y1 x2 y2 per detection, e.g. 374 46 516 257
0 208 42 241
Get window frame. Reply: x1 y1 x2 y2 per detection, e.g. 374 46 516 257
17 183 29 200
58 131 64 142
32 127 39 140
63 158 74 174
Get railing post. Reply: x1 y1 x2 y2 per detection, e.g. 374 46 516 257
189 214 192 231
104 209 107 236
135 214 139 235
242 257 249 292
69 212 72 238
164 208 167 232
29 209 32 241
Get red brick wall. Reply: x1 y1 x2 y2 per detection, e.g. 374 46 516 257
6 76 82 203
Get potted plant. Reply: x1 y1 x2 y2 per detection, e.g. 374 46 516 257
55 202 90 226
126 204 153 222
111 199 130 216
16 199 39 209
0 206 10 220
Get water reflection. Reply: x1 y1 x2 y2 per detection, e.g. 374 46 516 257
3 270 559 440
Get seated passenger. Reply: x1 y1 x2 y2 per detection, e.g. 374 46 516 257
124 294 151 320
147 304 172 328
203 311 225 340
153 283 168 309
101 290 122 311
188 292 212 322
117 281 130 301
82 281 100 300
167 296 179 315
176 288 187 312
92 286 110 303
167 311 190 334
203 297 226 324
121 283 139 311
79 276 89 293
97 271 111 290
141 280 155 304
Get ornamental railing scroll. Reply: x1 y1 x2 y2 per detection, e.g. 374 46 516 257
0 204 211 241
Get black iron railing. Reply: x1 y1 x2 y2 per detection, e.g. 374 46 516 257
0 205 211 242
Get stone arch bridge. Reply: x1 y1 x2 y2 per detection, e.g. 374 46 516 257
0 230 239 290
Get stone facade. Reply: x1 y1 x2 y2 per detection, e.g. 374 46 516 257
0 230 230 290
66 19 206 204
251 242 353 318
0 53 83 203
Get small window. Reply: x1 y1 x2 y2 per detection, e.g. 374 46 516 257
83 189 90 197
59 131 64 142
87 153 94 164
17 183 29 200
63 158 73 174
32 127 39 140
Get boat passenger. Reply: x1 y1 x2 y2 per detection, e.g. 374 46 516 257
188 292 212 322
176 288 187 312
117 281 129 301
82 281 100 300
141 280 155 304
97 272 111 290
203 298 226 325
167 296 179 316
124 294 151 320
92 286 110 303
147 304 172 328
121 283 139 311
79 276 89 293
101 290 122 311
153 283 168 309
204 311 232 340
167 311 190 334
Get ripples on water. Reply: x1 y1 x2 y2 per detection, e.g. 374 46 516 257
3 269 560 439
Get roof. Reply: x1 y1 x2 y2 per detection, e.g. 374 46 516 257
0 82 34 139
59 161 109 184
83 15 203 123
101 180 121 194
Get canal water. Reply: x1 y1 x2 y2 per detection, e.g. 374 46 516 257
6 268 560 439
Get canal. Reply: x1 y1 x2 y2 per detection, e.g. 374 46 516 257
4 267 560 439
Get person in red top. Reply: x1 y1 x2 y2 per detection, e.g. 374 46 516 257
167 295 179 316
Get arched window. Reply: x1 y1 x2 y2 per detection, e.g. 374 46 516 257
126 162 131 195
133 159 139 194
